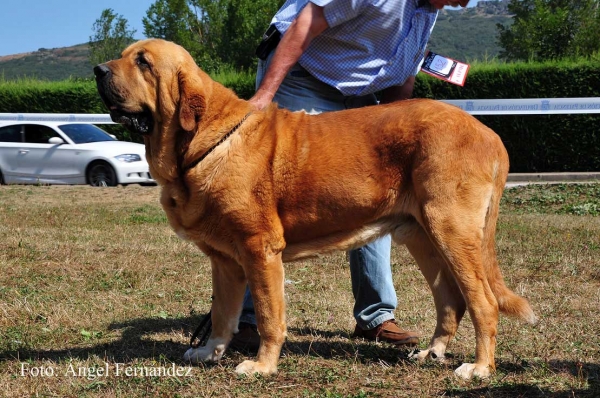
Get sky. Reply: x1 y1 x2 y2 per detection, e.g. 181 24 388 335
0 0 481 57
0 0 155 56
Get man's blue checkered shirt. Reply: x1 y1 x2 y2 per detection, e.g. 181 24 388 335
272 0 438 96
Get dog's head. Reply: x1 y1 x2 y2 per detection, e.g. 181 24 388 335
94 39 207 136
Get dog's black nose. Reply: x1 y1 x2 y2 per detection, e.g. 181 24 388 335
94 64 111 78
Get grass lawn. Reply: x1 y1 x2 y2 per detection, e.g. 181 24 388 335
0 184 599 397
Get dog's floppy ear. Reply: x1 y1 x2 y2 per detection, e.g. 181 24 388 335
178 70 206 132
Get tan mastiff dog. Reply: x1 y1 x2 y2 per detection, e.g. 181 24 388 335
94 39 536 380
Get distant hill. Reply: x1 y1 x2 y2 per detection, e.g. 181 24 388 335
0 43 93 81
0 1 513 82
429 0 512 62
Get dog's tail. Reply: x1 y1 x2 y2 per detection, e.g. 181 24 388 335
487 258 537 325
483 159 537 325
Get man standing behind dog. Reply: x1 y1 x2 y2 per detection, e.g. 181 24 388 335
231 0 470 351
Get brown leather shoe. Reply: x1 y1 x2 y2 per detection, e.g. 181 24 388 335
352 320 419 346
229 322 260 352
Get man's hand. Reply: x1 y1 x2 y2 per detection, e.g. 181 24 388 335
379 77 415 104
429 0 469 9
248 91 274 111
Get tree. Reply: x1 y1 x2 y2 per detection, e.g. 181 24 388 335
143 0 284 72
143 0 210 67
497 0 600 61
89 9 137 65
574 1 600 56
209 0 285 70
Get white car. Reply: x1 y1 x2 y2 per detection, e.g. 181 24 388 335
0 121 154 186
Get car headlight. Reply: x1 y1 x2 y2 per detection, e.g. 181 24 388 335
115 154 142 163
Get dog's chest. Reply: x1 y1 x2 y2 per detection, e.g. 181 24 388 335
159 183 209 241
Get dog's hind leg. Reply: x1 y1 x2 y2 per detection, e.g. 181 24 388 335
418 197 500 380
184 252 247 364
235 237 287 375
401 226 466 364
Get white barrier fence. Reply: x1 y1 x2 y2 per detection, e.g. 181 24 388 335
1 98 600 122
444 97 600 115
0 113 114 123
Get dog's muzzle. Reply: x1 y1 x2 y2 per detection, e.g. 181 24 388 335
93 64 154 136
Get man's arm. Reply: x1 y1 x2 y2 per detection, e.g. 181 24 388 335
249 2 329 111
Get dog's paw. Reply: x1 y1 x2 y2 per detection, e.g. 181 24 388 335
183 344 225 364
235 360 277 376
454 363 491 379
409 349 430 362
408 348 447 363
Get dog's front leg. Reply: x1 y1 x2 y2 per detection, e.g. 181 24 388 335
184 252 246 364
235 246 286 376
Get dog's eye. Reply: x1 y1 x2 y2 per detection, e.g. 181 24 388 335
136 55 151 69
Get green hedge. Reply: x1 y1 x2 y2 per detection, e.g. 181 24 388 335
414 60 600 172
0 79 105 113
1 60 599 172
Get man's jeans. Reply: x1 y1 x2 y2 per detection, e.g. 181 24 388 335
239 53 397 330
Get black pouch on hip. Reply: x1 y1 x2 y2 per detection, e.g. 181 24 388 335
255 25 281 60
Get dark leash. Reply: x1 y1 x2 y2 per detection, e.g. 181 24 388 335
189 309 212 348
182 112 253 174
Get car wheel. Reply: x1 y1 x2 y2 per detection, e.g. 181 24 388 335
87 161 118 187
0 169 4 185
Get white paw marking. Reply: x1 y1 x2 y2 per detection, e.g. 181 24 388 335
409 349 446 363
454 363 491 379
409 349 430 362
235 360 276 375
183 341 225 364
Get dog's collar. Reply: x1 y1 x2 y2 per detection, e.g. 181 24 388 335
182 111 252 173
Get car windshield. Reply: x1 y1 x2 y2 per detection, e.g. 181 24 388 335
58 124 116 144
